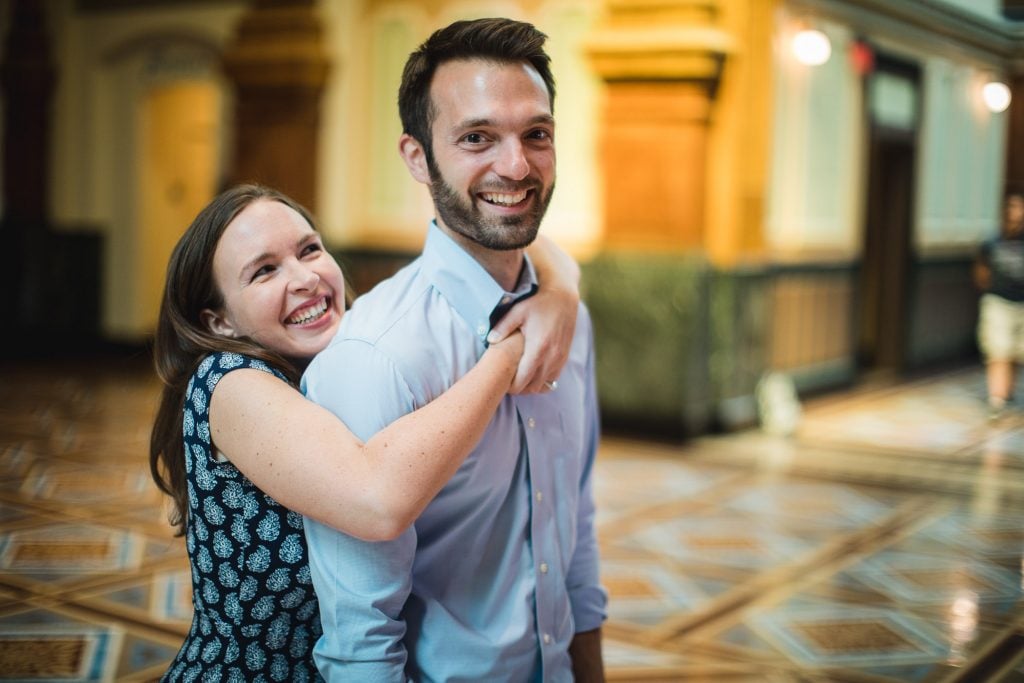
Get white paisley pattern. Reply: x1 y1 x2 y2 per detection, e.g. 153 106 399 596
163 352 323 683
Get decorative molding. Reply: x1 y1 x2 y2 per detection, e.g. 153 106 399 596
222 1 330 91
786 0 1022 61
587 0 731 83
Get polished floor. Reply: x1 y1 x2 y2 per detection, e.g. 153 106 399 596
1 355 1023 681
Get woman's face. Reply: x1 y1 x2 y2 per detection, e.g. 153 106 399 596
206 199 345 362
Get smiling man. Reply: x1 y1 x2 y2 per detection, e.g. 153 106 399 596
300 17 606 683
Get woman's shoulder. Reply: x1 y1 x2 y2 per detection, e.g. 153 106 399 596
187 352 289 402
199 351 284 376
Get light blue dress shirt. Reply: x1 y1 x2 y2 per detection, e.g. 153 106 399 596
301 223 606 682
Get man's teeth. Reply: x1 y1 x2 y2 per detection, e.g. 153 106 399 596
288 299 328 324
481 191 527 206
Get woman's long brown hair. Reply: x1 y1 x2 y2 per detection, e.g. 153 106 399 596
149 184 319 536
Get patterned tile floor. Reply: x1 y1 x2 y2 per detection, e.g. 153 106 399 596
1 356 1023 681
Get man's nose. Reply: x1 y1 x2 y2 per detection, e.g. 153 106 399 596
494 139 529 180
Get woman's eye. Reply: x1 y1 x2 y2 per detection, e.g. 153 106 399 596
301 243 323 257
251 264 274 280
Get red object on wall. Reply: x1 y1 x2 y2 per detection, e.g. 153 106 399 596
850 39 875 76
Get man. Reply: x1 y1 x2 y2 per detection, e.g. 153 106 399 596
975 190 1024 418
301 17 606 682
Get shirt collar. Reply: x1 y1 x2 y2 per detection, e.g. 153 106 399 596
421 221 538 342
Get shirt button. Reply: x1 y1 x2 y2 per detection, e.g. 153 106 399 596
543 633 552 645
477 324 488 336
501 295 512 304
527 417 536 428
540 562 548 574
535 490 543 502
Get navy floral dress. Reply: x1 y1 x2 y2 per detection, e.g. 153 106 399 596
163 352 324 682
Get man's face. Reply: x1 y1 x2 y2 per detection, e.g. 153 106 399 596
424 58 555 251
1007 195 1024 235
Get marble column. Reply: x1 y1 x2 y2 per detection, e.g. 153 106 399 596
587 0 729 252
1 0 57 333
1 0 55 225
222 0 330 211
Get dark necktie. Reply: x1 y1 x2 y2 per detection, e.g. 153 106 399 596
489 283 539 330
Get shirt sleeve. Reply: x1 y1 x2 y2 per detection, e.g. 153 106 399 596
301 339 418 682
566 312 609 634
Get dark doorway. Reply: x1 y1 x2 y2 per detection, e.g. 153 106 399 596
857 56 920 372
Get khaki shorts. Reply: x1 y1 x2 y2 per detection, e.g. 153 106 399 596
979 293 1024 362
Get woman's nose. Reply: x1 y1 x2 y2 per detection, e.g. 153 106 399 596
290 264 320 291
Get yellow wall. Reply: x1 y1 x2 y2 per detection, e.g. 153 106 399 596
138 82 220 331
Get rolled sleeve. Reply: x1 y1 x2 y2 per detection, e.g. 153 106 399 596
302 339 418 680
566 331 608 634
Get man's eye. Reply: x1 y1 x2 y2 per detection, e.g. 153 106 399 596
528 129 552 142
462 133 486 144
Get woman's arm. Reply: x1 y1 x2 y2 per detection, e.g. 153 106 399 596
974 255 991 291
208 334 524 541
491 234 581 393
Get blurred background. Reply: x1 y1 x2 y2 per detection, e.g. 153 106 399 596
4 0 1021 437
4 3 1024 680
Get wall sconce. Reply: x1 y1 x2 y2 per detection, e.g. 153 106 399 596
982 81 1011 113
792 29 831 66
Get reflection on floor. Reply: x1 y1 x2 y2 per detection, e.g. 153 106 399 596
1 357 1023 682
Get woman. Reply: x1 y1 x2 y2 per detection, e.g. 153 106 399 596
150 184 580 681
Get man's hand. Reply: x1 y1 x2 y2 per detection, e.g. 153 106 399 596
569 628 604 682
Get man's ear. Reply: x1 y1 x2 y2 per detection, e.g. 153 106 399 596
201 308 238 338
399 133 431 185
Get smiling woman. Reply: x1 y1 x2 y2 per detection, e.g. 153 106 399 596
147 183 581 681
201 199 347 364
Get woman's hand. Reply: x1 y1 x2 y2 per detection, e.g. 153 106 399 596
489 234 580 394
483 329 526 384
488 285 578 394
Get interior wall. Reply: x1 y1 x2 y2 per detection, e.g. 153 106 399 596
48 2 244 341
765 13 864 261
916 56 1007 252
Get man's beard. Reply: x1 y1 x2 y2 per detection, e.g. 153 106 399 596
427 159 554 251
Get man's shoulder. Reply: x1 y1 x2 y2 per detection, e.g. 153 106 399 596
338 259 433 343
308 258 462 383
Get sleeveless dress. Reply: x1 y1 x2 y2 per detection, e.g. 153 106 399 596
163 352 324 682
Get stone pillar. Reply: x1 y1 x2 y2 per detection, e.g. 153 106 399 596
1 0 56 225
1 0 57 334
587 0 729 252
222 0 330 211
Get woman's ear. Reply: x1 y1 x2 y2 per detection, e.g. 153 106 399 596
201 308 237 338
399 133 431 185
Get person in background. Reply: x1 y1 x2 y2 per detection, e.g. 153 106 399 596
302 18 606 682
149 183 581 681
975 190 1024 419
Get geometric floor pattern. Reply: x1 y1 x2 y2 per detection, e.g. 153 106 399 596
2 356 1023 681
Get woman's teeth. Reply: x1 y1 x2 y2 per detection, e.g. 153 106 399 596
288 299 328 325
